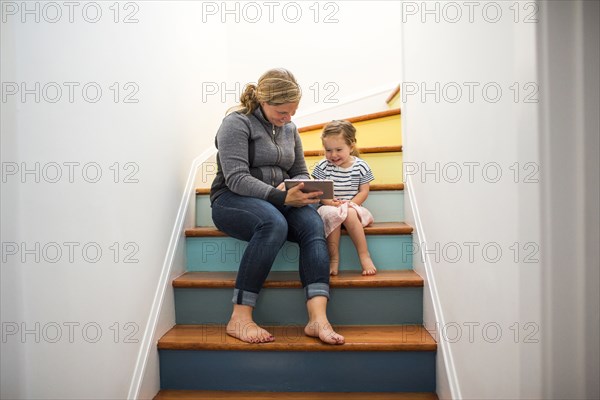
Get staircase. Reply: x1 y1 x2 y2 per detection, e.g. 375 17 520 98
153 87 438 399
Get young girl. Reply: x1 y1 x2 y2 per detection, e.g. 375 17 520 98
312 120 376 276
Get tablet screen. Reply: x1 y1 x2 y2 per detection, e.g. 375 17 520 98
284 179 334 199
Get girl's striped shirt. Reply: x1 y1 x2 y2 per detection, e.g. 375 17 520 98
311 157 374 200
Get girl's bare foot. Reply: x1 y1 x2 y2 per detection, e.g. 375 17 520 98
359 254 377 276
304 320 345 345
226 318 274 344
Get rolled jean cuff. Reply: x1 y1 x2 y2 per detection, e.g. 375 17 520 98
232 289 259 307
305 283 330 301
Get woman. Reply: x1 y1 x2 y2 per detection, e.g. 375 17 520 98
210 68 344 345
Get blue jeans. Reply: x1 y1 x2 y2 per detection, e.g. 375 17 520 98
211 190 330 307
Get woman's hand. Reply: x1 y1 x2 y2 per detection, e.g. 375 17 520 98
284 183 322 207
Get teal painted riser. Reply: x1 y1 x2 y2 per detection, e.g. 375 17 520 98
186 235 413 271
196 190 404 227
174 287 423 325
159 350 436 392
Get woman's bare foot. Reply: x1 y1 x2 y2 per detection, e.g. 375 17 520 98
359 254 377 276
226 304 273 343
226 318 274 344
304 320 345 345
330 260 339 276
305 296 344 345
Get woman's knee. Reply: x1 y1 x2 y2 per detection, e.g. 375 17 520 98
259 211 288 242
286 206 326 242
212 194 287 242
301 208 326 236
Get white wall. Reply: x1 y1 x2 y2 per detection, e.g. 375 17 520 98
401 1 541 398
204 0 402 118
0 3 227 399
0 1 402 398
403 1 599 399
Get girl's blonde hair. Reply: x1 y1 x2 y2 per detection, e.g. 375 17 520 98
321 120 360 157
228 68 301 115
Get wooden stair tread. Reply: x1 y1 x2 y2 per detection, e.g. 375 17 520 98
197 183 404 195
173 270 423 289
304 145 402 157
386 84 401 104
154 390 437 400
186 222 412 238
298 109 401 133
158 325 436 352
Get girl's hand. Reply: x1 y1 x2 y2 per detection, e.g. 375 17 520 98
322 198 345 207
284 183 322 207
276 182 286 191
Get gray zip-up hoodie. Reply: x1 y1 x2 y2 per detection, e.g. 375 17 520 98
210 106 310 206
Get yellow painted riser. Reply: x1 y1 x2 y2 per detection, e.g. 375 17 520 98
388 92 401 109
299 115 402 152
305 152 404 185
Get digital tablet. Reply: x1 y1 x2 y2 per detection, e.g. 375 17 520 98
284 179 334 199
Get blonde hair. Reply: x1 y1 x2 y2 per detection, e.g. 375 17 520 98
228 68 301 115
321 120 360 157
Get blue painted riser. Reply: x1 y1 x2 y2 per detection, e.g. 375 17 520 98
196 190 405 226
175 287 423 325
186 235 413 271
159 350 436 392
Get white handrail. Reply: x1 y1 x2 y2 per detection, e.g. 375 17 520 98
127 146 217 399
